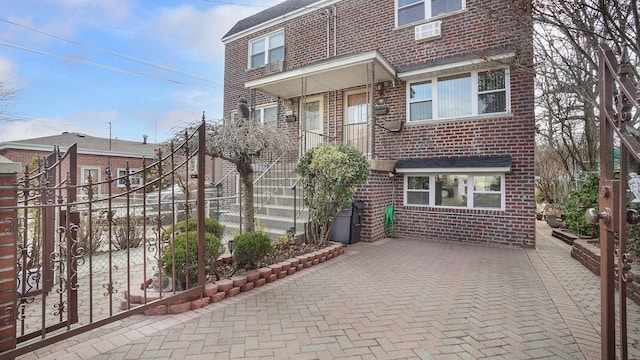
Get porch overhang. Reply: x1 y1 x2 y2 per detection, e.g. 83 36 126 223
245 50 397 99
395 155 512 174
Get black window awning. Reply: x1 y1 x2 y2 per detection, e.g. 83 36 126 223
395 155 512 173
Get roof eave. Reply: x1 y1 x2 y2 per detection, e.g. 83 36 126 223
245 50 398 99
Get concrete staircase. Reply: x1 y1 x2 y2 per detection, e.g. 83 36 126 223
217 167 308 242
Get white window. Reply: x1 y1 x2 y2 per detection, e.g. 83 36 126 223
397 0 465 27
477 69 507 114
116 168 143 188
261 105 278 127
230 104 278 126
82 167 100 184
404 173 504 210
407 69 509 122
249 31 284 68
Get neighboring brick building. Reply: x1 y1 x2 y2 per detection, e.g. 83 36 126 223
0 132 158 195
222 0 535 247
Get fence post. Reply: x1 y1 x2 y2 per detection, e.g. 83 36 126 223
0 156 21 353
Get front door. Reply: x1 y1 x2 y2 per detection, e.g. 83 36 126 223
303 96 323 152
345 92 369 155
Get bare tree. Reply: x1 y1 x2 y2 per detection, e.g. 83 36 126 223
533 0 639 197
204 117 292 234
535 143 572 204
0 79 18 122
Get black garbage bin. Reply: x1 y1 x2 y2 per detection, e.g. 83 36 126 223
350 200 365 244
330 206 352 243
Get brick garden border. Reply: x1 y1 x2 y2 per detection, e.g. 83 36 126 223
121 242 345 315
554 230 640 306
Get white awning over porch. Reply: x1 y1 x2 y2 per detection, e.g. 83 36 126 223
245 50 397 99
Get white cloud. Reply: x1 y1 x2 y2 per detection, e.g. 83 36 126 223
43 0 132 24
0 57 17 80
146 4 266 62
0 118 71 142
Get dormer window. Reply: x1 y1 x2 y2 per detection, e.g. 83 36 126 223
249 31 284 69
397 0 465 27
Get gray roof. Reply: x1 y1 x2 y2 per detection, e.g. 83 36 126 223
396 155 512 170
0 132 157 157
222 0 319 39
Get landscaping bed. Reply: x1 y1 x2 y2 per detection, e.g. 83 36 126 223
121 242 345 315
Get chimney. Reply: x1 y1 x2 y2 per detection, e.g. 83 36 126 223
143 134 148 144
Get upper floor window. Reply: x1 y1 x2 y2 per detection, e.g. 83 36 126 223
397 0 465 26
249 31 284 68
408 69 508 122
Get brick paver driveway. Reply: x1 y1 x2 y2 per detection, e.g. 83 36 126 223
19 222 640 359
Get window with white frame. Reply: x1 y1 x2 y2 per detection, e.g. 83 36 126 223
81 167 101 195
249 31 284 68
408 69 508 122
262 105 278 127
117 168 143 188
231 104 278 126
404 173 504 209
397 0 465 27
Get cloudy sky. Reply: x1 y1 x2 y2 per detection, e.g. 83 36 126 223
0 0 277 143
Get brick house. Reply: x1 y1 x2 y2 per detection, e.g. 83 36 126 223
0 132 158 196
222 0 535 247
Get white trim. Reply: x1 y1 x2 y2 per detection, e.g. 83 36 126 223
397 53 515 81
248 29 284 69
245 50 397 91
395 0 467 28
403 173 505 210
222 0 341 44
116 168 143 188
81 166 101 191
405 68 510 122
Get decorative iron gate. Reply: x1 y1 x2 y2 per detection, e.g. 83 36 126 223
1 121 208 358
586 43 639 360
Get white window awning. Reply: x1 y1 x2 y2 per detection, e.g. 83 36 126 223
245 50 397 99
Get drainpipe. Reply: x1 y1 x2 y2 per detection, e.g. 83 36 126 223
333 4 337 56
325 7 331 58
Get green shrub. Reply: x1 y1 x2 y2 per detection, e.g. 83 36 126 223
563 172 599 238
296 143 369 245
233 232 274 270
162 218 224 242
161 232 225 286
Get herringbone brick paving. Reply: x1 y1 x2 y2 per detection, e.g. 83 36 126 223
17 221 640 359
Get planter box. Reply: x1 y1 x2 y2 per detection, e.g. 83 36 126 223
546 215 564 228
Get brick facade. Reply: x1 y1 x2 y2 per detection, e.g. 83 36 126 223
0 158 20 353
223 0 535 247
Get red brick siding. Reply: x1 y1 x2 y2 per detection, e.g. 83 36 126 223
0 171 16 352
223 0 535 247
